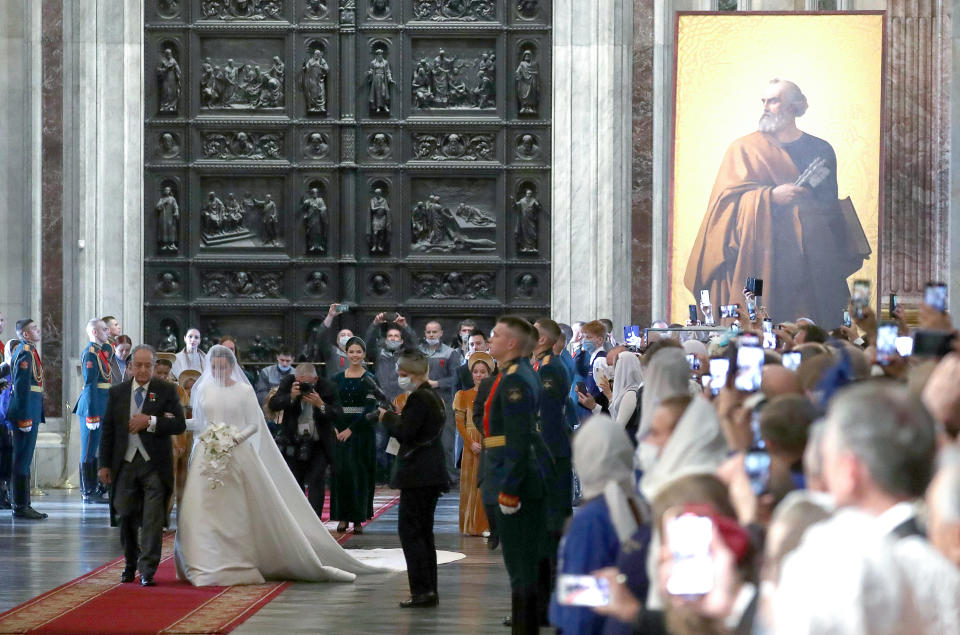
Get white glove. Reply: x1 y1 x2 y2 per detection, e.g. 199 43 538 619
500 501 521 515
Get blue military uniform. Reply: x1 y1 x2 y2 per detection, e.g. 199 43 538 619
73 341 112 503
534 351 573 624
6 340 47 519
480 356 546 634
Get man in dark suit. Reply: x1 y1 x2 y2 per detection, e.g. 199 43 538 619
269 362 342 519
98 344 185 586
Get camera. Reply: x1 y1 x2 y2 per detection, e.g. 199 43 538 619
297 381 315 395
362 375 395 422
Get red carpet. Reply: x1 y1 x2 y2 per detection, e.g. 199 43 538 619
0 490 400 634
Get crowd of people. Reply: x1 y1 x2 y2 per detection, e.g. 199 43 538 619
1 285 959 633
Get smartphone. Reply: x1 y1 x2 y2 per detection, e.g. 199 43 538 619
895 335 914 358
852 280 871 320
782 351 802 371
700 375 712 390
556 574 610 607
686 353 701 371
623 325 642 348
913 330 955 357
735 345 764 392
334 303 350 314
925 282 947 313
876 322 899 366
688 305 698 325
762 319 773 333
739 334 760 347
708 358 730 396
746 277 764 298
762 332 777 350
666 514 714 596
842 309 852 328
744 449 771 496
720 304 739 319
889 293 899 318
575 381 588 394
390 312 401 322
700 290 711 306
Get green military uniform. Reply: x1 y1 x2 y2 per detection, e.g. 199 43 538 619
534 351 573 622
480 356 545 634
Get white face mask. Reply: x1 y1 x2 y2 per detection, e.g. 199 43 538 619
637 442 661 473
397 375 413 391
338 336 350 349
425 337 440 346
461 333 471 344
384 339 403 351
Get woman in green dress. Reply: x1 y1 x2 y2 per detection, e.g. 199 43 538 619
330 337 379 534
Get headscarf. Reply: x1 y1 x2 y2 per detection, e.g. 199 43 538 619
574 414 644 540
609 351 644 420
636 347 691 441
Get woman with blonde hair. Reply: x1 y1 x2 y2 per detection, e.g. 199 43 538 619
453 352 495 536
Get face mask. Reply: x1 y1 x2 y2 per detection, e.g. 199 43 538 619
338 336 350 349
581 340 596 354
397 376 413 391
637 442 660 473
461 333 471 344
425 337 440 346
277 363 292 372
384 339 403 352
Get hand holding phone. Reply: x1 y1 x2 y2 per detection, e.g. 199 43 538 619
665 513 714 596
925 282 947 313
556 575 611 607
851 280 871 320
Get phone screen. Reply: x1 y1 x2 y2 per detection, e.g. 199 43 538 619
686 353 701 371
623 325 642 348
889 293 899 318
556 574 611 607
895 336 913 358
925 283 947 312
709 358 730 396
735 346 764 392
852 280 871 319
762 319 773 333
720 304 739 319
762 332 777 350
876 323 899 366
842 309 852 328
744 450 771 495
666 514 714 596
700 290 711 306
782 351 802 371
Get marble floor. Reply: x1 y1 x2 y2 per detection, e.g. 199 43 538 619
0 489 522 634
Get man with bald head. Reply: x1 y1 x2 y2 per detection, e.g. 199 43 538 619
761 364 802 398
685 78 866 325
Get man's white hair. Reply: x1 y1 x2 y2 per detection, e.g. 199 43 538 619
769 78 808 117
86 318 103 339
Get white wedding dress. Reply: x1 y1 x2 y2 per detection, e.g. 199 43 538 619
174 381 405 586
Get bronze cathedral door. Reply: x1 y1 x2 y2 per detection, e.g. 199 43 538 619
144 0 551 362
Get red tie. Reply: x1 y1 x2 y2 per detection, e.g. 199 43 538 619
482 374 502 437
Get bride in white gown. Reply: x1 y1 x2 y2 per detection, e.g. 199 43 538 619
175 345 407 586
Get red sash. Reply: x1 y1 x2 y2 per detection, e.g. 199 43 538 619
482 374 502 437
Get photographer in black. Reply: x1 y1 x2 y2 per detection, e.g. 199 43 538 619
378 351 449 609
269 362 343 520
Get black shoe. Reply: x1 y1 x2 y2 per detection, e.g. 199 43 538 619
0 482 10 510
140 574 156 587
399 592 438 608
502 615 512 627
487 534 500 551
353 523 363 535
336 521 348 533
13 506 47 520
120 567 136 583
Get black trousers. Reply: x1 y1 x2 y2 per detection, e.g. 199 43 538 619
113 454 166 577
398 486 442 597
288 442 333 520
0 426 12 481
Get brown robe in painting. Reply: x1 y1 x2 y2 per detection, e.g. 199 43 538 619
684 131 867 326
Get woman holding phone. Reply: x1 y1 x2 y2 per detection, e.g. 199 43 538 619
379 350 449 608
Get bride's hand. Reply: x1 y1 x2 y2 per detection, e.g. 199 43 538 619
336 428 352 442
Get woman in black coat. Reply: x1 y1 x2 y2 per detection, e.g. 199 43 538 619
379 350 449 608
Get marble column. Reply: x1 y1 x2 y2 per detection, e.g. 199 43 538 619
953 0 960 314
0 0 42 341
552 0 634 330
631 0 654 325
61 0 144 479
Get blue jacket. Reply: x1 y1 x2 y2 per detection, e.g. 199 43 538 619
6 341 44 428
536 352 572 459
73 341 112 423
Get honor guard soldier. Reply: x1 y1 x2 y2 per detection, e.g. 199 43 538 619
101 315 123 384
482 315 546 634
73 319 113 504
6 319 47 519
532 318 574 623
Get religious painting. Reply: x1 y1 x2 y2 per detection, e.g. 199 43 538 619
669 13 884 327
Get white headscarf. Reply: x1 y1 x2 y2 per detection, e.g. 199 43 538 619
573 414 644 541
636 347 692 441
609 351 644 420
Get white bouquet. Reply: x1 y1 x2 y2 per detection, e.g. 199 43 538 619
197 421 241 489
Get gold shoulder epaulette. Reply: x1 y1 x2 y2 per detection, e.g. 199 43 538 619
88 346 95 354
22 344 31 352
506 363 518 375
542 355 551 365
